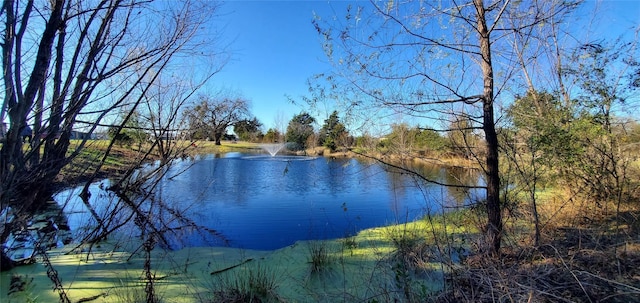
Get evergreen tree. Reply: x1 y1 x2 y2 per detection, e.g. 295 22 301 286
234 117 263 142
263 128 282 143
285 112 315 150
318 111 348 151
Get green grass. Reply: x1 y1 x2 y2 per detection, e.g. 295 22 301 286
209 264 281 303
308 241 335 274
190 140 262 154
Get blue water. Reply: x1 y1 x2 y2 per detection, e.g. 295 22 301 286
56 152 483 250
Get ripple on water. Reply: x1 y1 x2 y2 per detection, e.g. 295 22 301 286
241 155 317 161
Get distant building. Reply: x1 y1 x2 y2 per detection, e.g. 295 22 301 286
70 130 95 140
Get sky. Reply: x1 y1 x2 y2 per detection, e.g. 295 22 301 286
208 0 640 132
212 1 343 131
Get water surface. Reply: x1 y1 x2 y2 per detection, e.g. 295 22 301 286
56 152 483 250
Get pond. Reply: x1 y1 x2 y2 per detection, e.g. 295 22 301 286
55 152 484 251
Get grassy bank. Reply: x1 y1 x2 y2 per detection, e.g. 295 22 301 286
59 140 258 187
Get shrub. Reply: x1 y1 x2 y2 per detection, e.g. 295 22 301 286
209 265 280 303
308 240 334 274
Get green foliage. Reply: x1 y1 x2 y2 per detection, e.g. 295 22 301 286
318 110 348 151
354 134 376 149
562 40 638 202
285 112 315 150
383 123 448 155
234 117 263 142
125 112 149 144
446 118 480 159
508 91 569 130
107 126 133 146
504 90 603 206
262 128 281 143
384 123 412 153
414 128 448 153
565 41 638 118
506 91 580 168
506 85 637 205
107 111 148 146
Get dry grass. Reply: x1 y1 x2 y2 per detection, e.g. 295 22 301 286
435 187 640 302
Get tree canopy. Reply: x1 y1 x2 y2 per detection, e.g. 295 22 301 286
318 111 348 151
285 112 316 150
185 95 250 145
234 117 263 142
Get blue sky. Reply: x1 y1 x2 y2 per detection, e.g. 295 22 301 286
210 0 640 132
212 1 342 131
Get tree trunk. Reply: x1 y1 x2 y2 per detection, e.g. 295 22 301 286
475 0 503 256
1 0 64 212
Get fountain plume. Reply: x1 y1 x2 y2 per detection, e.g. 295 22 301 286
260 143 286 156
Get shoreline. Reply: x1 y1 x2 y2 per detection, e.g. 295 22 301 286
6 140 637 302
2 141 469 301
1 215 455 303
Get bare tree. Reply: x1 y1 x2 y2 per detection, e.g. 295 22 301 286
273 110 288 142
312 0 577 255
184 94 251 145
1 0 226 270
140 72 219 162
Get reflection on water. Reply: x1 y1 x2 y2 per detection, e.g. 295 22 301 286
54 153 484 251
4 200 73 261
